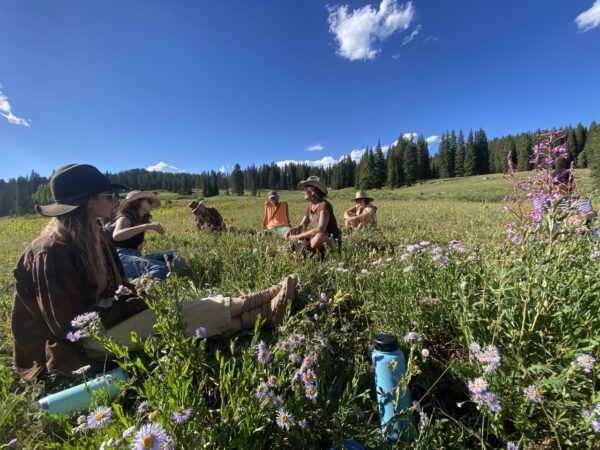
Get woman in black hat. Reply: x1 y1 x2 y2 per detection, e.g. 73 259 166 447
12 164 297 381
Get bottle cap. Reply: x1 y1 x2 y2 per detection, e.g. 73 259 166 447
373 333 398 352
38 398 49 410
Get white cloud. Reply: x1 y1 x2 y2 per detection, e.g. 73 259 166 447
425 135 440 144
575 0 600 32
401 24 420 46
327 0 416 61
146 162 182 173
276 156 338 169
0 89 30 127
219 165 227 174
391 53 401 59
349 149 367 162
306 143 325 152
403 132 418 141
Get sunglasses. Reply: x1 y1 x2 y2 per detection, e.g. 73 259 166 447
97 193 117 200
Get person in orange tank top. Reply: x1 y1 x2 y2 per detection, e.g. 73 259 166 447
262 191 291 238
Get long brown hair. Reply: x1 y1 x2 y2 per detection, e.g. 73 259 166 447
118 199 151 225
42 203 109 287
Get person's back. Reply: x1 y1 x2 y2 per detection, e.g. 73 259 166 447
189 200 226 233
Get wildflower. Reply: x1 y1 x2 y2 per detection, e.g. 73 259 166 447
300 354 315 370
268 375 278 386
590 251 600 261
576 354 596 373
507 442 518 450
501 206 509 213
592 419 600 433
403 332 422 343
132 422 168 450
360 268 369 274
581 409 591 418
302 369 317 385
305 384 318 399
257 340 271 364
289 352 302 364
512 235 522 245
276 340 291 352
403 265 414 273
419 241 431 247
468 377 488 394
276 408 292 431
421 348 430 358
479 345 501 372
289 334 304 345
595 402 600 415
266 394 283 409
524 385 543 403
468 342 481 357
336 267 349 272
162 437 176 450
298 418 307 429
400 253 410 261
71 312 100 329
172 407 192 424
66 329 87 342
5 439 17 448
320 292 327 302
504 222 515 234
194 327 207 339
87 406 112 429
255 382 270 400
419 411 430 428
483 392 501 412
137 401 150 414
123 426 136 438
432 253 449 267
114 285 131 297
72 364 91 376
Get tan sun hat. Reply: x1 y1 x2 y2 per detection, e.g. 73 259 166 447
121 190 161 209
188 199 206 214
352 190 374 203
296 176 328 197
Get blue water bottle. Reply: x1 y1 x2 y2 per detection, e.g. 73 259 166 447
372 333 413 442
38 368 128 415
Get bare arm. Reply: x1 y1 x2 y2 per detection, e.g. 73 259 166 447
290 207 329 240
112 217 164 242
285 213 311 240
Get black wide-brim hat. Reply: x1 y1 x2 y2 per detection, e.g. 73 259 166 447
35 163 129 217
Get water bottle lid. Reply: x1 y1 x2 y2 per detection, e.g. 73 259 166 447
373 333 398 352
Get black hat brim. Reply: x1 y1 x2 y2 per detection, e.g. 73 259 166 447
35 182 129 217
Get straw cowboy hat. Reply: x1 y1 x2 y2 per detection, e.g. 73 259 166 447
352 190 374 203
35 163 129 217
296 176 328 197
121 190 161 209
188 199 206 214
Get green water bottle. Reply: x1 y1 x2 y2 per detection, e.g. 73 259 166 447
38 368 128 415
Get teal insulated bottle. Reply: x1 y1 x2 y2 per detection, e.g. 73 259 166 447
372 333 413 442
38 368 128 415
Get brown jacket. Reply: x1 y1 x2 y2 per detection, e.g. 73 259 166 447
193 206 226 233
12 235 147 381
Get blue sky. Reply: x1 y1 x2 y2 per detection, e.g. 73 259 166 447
1 0 599 180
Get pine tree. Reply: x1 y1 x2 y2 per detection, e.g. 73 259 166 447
403 141 419 183
475 129 489 174
416 135 430 179
437 133 452 178
455 130 465 177
585 121 600 186
463 130 477 176
515 133 532 171
230 163 244 195
449 130 457 177
373 142 387 188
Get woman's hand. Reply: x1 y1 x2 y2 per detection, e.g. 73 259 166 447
148 222 165 234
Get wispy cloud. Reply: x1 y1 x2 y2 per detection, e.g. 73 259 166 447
146 162 182 173
401 24 420 46
425 135 440 145
0 89 30 127
305 143 325 152
424 35 439 43
327 0 416 61
403 132 418 141
276 156 338 169
575 0 600 32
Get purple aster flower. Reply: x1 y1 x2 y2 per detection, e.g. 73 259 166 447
298 418 307 429
592 419 600 433
305 383 318 399
403 331 422 343
479 345 501 372
501 205 510 213
132 422 168 450
194 327 207 339
590 251 600 261
266 394 283 409
403 265 414 273
71 365 91 376
172 407 192 424
71 312 100 329
595 402 600 415
66 329 87 342
289 334 304 345
400 253 410 261
471 392 485 405
468 342 481 357
320 292 327 302
524 385 543 403
255 382 270 400
276 408 292 431
123 426 136 438
581 409 591 418
468 377 488 394
137 401 150 414
302 369 317 385
504 222 515 234
300 354 315 370
576 354 596 373
257 340 271 364
507 442 518 450
87 406 112 429
483 392 501 412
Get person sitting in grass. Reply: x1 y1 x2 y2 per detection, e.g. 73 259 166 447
285 176 341 254
11 163 298 381
105 190 183 280
344 191 377 230
532 168 597 234
262 190 291 238
189 199 227 234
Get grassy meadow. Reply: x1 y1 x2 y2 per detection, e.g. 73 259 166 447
0 170 598 449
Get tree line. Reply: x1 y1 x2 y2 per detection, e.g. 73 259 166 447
1 121 599 217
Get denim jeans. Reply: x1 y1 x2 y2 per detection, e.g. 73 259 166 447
116 248 184 280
